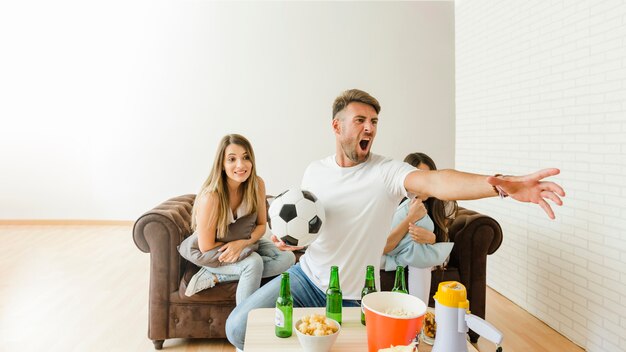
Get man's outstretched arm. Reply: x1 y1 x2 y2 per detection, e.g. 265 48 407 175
404 168 565 219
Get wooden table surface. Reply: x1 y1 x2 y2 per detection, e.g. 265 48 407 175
244 307 479 351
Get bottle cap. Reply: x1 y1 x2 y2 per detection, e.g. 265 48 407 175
433 281 470 309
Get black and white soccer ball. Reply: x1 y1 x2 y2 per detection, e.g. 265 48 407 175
268 188 325 247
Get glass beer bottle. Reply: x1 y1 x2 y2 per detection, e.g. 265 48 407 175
360 265 377 325
326 266 342 325
392 265 408 294
275 272 293 337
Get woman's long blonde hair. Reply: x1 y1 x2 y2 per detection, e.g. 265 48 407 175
191 134 259 239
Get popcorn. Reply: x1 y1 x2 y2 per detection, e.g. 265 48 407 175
296 314 339 336
383 308 419 318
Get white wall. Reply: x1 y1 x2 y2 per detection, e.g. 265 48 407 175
456 1 626 351
0 1 455 220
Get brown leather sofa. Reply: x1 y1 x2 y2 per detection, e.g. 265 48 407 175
133 194 502 349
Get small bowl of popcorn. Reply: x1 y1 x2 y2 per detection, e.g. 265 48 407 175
294 313 341 352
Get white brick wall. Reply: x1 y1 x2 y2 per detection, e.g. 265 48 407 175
455 1 626 350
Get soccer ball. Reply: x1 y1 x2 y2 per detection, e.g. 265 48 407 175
268 188 325 247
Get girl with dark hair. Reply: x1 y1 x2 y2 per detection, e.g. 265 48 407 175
381 152 458 303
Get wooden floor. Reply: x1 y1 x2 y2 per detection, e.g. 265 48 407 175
0 224 584 352
476 288 584 352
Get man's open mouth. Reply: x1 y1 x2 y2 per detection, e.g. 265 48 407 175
359 139 370 151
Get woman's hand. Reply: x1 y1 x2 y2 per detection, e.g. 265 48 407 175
407 198 427 223
271 234 304 251
408 223 436 244
218 240 249 263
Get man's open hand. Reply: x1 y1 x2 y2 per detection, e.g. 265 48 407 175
487 168 565 219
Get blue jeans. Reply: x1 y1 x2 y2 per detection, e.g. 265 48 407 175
257 237 296 278
225 263 360 350
203 238 295 304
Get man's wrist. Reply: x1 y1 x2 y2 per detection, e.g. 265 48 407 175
492 174 509 198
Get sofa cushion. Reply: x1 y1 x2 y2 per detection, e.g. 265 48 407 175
178 212 260 268
178 232 260 268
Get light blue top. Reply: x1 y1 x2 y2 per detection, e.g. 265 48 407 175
382 198 453 271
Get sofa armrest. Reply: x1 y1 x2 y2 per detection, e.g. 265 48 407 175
449 207 503 277
133 194 195 253
132 194 195 340
449 207 503 257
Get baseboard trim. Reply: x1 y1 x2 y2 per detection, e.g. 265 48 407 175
0 219 133 226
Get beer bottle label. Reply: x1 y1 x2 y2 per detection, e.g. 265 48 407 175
275 308 285 328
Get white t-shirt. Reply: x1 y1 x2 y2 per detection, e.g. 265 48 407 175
300 153 415 299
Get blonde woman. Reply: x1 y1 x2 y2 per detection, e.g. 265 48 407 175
182 134 295 304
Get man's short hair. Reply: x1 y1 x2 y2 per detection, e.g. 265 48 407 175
332 89 381 119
